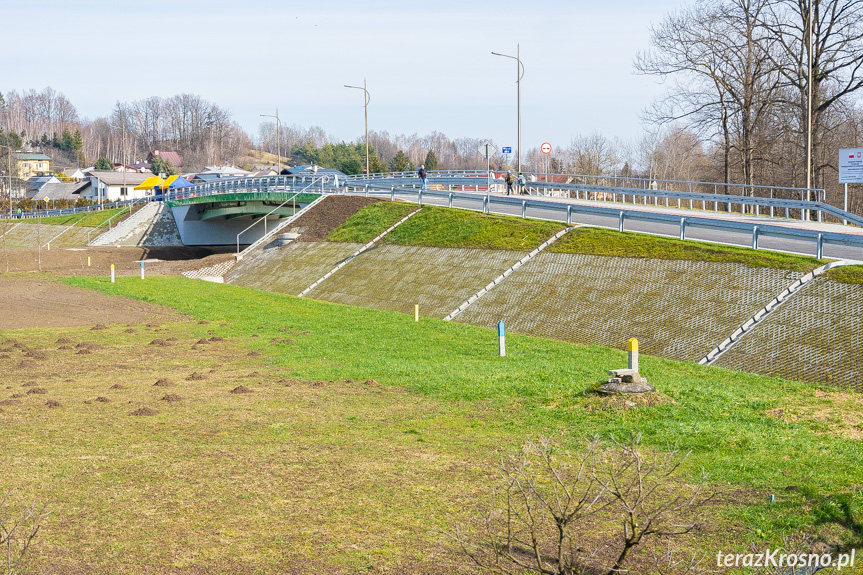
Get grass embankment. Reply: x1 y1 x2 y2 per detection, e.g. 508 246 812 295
826 264 863 283
326 203 826 272
0 275 849 571
24 207 127 227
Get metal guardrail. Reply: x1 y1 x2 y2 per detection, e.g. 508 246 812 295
235 176 331 254
352 183 863 260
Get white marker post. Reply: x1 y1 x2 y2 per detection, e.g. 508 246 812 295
627 338 639 372
140 261 145 280
498 320 506 357
110 264 115 283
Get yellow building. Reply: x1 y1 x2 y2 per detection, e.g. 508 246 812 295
12 152 53 180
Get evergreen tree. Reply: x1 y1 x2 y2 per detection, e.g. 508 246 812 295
95 157 114 170
61 130 74 151
150 156 168 176
390 150 411 172
71 130 84 152
424 149 438 171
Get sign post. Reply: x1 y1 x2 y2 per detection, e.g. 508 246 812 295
839 148 863 225
541 142 552 185
478 141 498 194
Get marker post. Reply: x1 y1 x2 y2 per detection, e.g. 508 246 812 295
110 264 115 283
627 338 639 372
498 321 506 357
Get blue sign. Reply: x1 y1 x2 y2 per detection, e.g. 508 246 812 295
502 147 512 154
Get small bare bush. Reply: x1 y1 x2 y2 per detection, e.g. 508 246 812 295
447 435 710 575
0 490 49 575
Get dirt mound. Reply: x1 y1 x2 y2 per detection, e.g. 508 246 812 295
46 400 61 408
129 407 158 416
149 339 173 347
153 378 175 387
56 337 74 344
94 396 110 402
161 394 182 402
110 384 126 389
91 324 108 331
230 385 253 394
27 387 48 394
292 196 384 242
186 372 207 381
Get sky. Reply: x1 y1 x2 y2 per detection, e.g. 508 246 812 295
1 0 686 154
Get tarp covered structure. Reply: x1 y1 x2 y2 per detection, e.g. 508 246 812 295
163 175 193 189
134 176 164 190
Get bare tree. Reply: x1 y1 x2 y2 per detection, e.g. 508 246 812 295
447 436 710 575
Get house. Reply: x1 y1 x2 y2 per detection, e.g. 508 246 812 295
126 162 152 173
147 150 183 172
61 167 86 180
250 167 278 178
85 171 152 202
26 174 61 195
12 152 53 180
191 165 252 183
26 181 91 201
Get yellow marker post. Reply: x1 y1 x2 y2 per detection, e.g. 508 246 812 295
627 338 639 372
414 304 419 322
110 264 115 284
46 242 50 251
87 256 91 267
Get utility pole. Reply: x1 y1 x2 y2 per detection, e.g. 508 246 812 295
260 110 281 174
345 79 371 176
492 45 525 175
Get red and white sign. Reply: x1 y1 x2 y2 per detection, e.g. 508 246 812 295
540 142 552 155
839 148 863 183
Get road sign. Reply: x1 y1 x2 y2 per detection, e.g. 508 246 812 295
541 142 552 155
43 196 49 202
502 146 512 154
478 141 497 159
840 148 863 183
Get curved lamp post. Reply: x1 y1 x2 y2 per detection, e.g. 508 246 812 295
260 110 281 175
492 45 525 175
344 79 370 176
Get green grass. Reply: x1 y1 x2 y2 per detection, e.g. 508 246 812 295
326 201 418 243
826 264 863 284
21 207 127 227
62 277 863 502
549 227 824 271
3 274 861 571
377 205 565 250
326 203 827 272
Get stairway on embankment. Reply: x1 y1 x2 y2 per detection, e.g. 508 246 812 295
90 202 182 246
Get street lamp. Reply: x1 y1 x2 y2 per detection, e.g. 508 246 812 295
492 45 525 175
344 79 370 176
260 110 281 175
108 122 126 205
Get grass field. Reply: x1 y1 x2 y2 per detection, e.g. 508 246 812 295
20 207 128 227
1 275 860 573
325 203 832 274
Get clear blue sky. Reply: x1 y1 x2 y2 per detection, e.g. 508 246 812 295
2 0 684 152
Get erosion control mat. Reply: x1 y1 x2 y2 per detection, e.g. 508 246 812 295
0 277 185 329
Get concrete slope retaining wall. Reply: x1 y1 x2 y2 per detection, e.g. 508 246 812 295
714 277 863 388
454 254 802 362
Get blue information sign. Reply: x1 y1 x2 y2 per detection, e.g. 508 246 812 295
502 147 512 154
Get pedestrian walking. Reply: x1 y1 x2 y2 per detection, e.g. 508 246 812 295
505 171 514 195
518 172 527 195
418 164 428 190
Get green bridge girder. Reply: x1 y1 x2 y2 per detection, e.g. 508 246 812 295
166 192 321 208
166 192 321 221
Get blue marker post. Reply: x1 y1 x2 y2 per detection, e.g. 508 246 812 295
498 320 506 357
140 261 145 280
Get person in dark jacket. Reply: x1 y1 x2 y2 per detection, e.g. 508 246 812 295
505 171 514 195
418 164 427 190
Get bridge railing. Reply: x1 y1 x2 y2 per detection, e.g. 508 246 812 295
350 182 863 260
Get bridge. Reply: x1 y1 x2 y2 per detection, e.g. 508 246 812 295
6 171 863 260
